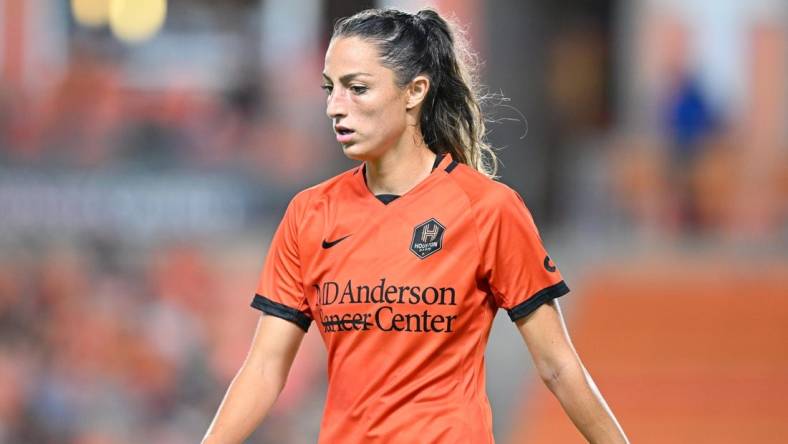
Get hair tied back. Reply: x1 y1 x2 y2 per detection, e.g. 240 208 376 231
332 8 499 178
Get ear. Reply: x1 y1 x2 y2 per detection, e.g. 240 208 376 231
405 75 430 110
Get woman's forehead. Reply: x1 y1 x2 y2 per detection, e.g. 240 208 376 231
323 36 385 79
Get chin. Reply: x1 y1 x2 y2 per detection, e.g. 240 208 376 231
341 143 363 161
341 141 379 162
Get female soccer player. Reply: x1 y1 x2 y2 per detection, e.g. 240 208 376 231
203 8 628 444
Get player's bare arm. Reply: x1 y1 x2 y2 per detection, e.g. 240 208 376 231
517 299 629 444
202 314 305 444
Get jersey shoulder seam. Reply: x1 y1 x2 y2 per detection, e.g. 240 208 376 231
303 165 359 193
445 170 487 289
289 187 318 314
445 167 511 304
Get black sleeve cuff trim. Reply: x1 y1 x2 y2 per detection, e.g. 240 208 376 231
506 280 570 322
251 294 311 332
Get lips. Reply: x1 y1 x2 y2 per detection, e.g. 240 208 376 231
334 125 355 144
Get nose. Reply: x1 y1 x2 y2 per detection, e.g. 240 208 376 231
325 88 347 120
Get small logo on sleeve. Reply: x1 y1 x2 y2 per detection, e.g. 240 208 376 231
322 234 351 249
543 255 557 272
410 218 445 259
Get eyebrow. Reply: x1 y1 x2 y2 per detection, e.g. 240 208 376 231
321 72 373 83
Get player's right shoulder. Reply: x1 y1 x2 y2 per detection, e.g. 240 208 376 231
288 164 360 211
304 164 358 193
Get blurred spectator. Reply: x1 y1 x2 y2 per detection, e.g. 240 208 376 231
0 238 324 443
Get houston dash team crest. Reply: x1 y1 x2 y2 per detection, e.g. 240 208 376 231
410 218 445 259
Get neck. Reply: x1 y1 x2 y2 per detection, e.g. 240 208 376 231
364 134 436 196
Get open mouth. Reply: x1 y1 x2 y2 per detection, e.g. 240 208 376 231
335 126 355 143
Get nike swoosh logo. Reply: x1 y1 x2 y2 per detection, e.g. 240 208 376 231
322 234 351 249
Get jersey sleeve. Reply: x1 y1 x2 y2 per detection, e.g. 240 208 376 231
250 192 312 331
477 186 569 322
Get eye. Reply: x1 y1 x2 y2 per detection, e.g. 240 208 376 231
349 85 368 95
320 84 333 95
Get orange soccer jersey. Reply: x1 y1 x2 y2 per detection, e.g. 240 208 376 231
252 152 569 443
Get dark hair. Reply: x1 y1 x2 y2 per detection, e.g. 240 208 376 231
332 8 498 177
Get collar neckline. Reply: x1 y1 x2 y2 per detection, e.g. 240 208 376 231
353 152 455 205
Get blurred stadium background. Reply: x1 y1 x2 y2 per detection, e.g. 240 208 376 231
0 0 786 443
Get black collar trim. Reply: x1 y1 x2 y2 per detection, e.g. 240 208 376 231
357 152 449 205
